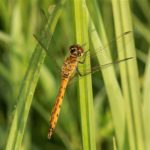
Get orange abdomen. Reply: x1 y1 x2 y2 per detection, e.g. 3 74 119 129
48 79 69 139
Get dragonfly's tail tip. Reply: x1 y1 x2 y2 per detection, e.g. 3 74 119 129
47 128 54 140
47 132 52 140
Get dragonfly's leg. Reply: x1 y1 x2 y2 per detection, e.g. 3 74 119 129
76 67 90 77
77 57 133 77
76 67 83 77
78 51 89 64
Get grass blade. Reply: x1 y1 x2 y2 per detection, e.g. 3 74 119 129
5 1 66 149
112 0 145 150
90 20 125 150
73 1 96 150
143 49 150 150
112 1 136 150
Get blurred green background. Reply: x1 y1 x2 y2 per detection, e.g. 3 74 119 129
0 0 149 150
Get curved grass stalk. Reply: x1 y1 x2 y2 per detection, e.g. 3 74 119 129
86 0 111 57
112 0 145 150
112 1 136 150
89 21 126 150
5 1 66 149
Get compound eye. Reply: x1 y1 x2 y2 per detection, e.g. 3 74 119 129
70 48 76 54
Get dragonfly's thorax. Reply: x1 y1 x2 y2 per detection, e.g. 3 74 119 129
61 44 84 79
61 55 78 79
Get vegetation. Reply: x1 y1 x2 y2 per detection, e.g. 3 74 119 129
0 0 149 150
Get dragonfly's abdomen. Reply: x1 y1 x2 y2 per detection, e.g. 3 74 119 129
48 56 78 139
48 79 69 139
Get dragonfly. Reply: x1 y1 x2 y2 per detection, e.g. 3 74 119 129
45 43 132 139
35 12 133 139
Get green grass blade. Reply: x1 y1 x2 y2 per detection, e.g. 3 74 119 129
86 0 110 55
73 1 96 150
143 49 150 150
5 42 46 150
90 21 125 150
111 1 136 150
133 16 150 44
112 0 145 150
5 1 66 149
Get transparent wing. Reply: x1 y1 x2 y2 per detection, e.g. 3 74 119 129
78 57 133 76
34 9 63 73
35 23 132 61
83 31 132 60
34 10 133 86
34 9 132 62
68 56 133 86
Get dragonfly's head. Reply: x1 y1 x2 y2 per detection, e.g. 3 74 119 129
69 44 84 57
